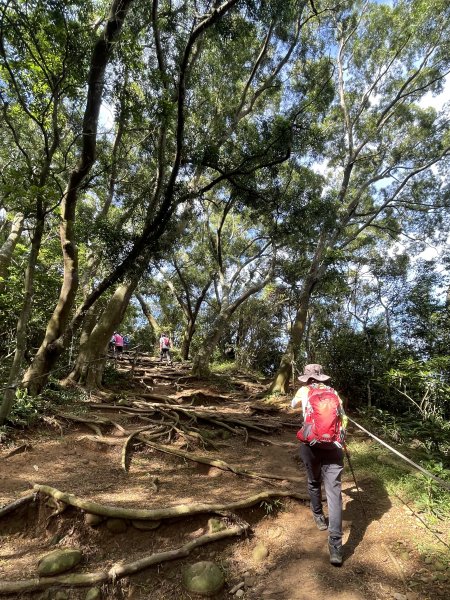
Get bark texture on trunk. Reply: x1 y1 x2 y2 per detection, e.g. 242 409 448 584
68 280 136 388
269 277 317 394
192 313 228 377
181 319 195 361
135 292 159 334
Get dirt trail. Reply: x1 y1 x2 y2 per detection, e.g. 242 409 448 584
0 356 448 599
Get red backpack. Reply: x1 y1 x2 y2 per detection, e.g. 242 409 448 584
297 385 345 446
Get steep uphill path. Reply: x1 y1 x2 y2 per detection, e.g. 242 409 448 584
0 355 449 599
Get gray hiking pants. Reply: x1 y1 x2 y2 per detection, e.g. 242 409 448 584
299 443 344 544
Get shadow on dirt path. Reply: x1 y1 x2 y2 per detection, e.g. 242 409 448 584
343 478 392 561
244 466 393 600
0 356 449 600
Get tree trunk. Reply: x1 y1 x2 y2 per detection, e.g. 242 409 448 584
0 217 44 423
181 319 195 360
365 327 374 408
0 212 24 292
135 292 159 334
269 278 316 394
68 280 136 388
192 269 274 377
71 303 101 368
21 0 133 395
21 202 79 395
192 313 229 377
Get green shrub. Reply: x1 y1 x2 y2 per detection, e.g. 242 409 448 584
9 388 45 427
102 363 122 385
347 435 450 536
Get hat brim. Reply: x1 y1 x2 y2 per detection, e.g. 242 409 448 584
298 373 331 383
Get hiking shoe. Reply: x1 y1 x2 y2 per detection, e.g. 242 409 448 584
313 513 328 531
328 542 343 566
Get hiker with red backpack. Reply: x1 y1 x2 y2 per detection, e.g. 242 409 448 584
292 364 348 566
159 333 172 364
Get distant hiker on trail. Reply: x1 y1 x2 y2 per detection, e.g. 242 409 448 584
224 345 235 360
291 363 348 566
159 333 172 364
113 332 124 359
108 334 115 353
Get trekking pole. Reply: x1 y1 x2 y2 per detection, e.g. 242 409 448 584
343 444 368 520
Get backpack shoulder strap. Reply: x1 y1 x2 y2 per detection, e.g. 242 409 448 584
304 385 318 412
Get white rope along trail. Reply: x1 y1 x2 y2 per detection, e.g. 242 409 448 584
348 417 450 492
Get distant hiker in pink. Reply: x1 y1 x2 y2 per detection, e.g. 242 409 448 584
291 364 347 566
113 332 124 359
159 333 172 364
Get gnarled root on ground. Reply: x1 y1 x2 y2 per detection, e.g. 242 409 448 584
0 524 249 595
33 483 307 519
139 438 304 484
0 493 36 518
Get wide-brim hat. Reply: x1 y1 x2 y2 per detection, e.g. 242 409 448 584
298 363 331 383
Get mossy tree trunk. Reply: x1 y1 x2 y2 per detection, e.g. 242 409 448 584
67 280 136 388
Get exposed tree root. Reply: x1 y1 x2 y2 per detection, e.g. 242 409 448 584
140 439 303 484
0 571 105 595
86 401 277 435
56 413 109 436
86 402 156 413
46 498 68 525
216 416 276 434
141 373 179 381
121 425 168 472
60 414 125 438
174 390 231 403
1 444 33 460
173 424 220 450
33 484 307 520
86 423 103 436
0 524 249 595
137 393 178 403
0 493 36 518
248 403 280 414
248 435 297 447
175 375 200 384
110 421 127 435
78 435 119 447
56 413 110 426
